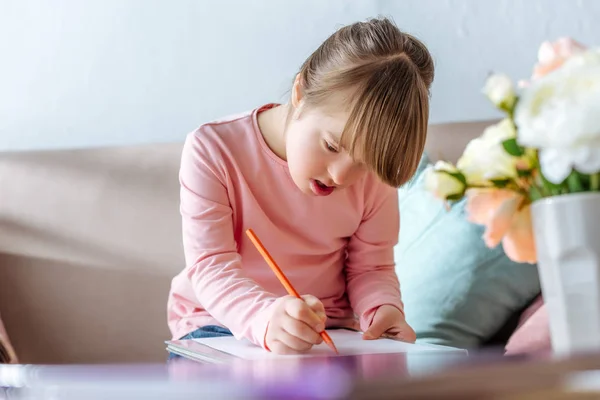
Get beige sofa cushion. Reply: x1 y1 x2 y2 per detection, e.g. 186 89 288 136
0 143 185 363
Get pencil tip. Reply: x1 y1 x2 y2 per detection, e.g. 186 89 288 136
329 343 339 355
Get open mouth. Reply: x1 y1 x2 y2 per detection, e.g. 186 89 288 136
310 179 335 196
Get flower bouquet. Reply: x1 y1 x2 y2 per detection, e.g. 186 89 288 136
425 38 600 355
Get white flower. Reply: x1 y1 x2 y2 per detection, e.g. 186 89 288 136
424 161 466 200
483 73 517 111
554 47 600 73
515 48 600 183
457 119 527 186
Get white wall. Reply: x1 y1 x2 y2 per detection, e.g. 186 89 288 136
2 0 599 151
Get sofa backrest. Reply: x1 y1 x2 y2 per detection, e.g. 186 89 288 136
0 120 492 363
0 143 184 363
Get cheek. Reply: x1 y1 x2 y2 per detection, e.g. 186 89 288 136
347 165 369 184
286 121 322 158
284 128 314 178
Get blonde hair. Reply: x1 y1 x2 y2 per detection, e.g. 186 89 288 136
293 17 434 187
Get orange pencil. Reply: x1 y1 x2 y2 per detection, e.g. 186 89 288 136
245 228 339 355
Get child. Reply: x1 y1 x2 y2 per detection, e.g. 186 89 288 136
167 17 434 355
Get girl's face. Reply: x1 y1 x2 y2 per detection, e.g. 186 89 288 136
285 105 368 196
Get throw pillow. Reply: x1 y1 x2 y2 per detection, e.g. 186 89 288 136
394 153 541 349
505 296 551 355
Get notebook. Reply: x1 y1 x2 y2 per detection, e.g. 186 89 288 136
166 329 466 364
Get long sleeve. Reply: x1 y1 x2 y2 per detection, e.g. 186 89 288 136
179 132 277 347
168 105 406 344
345 184 404 332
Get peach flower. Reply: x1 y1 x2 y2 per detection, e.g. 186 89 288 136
466 188 537 264
533 37 587 79
519 37 587 87
502 204 537 264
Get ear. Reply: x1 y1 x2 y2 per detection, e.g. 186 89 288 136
291 74 305 117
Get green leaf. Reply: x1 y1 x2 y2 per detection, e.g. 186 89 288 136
517 168 531 178
500 96 518 116
540 173 564 196
490 178 511 188
446 193 465 201
591 173 600 191
566 171 585 193
528 185 543 202
448 171 467 185
438 170 467 185
502 138 525 157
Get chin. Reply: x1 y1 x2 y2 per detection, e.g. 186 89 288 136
288 176 310 195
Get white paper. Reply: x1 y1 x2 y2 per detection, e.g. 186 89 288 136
191 329 462 360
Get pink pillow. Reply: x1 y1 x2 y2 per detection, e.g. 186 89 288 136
505 295 551 355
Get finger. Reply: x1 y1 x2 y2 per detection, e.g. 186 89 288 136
273 330 314 353
398 332 416 343
285 298 324 332
379 320 417 343
281 314 323 345
363 313 389 340
301 295 326 321
392 327 417 343
268 340 299 355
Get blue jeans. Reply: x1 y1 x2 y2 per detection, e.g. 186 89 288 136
167 325 233 361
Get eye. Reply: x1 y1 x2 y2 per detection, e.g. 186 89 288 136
324 140 338 153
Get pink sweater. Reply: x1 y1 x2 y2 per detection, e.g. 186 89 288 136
167 104 403 347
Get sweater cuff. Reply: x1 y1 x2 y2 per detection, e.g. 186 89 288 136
248 301 276 349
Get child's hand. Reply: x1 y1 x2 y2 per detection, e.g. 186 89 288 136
265 295 326 354
362 305 416 343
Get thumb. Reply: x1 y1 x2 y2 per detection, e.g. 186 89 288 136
363 311 388 340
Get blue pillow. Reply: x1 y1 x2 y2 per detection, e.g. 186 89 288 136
394 154 540 349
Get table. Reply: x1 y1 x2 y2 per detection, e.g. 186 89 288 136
2 350 600 399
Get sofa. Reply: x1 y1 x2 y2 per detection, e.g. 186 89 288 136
0 119 534 364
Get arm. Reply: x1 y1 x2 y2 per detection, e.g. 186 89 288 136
179 132 277 347
345 184 404 332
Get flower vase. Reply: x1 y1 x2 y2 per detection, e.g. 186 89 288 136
531 193 600 355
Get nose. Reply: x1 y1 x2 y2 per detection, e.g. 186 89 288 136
328 157 357 187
